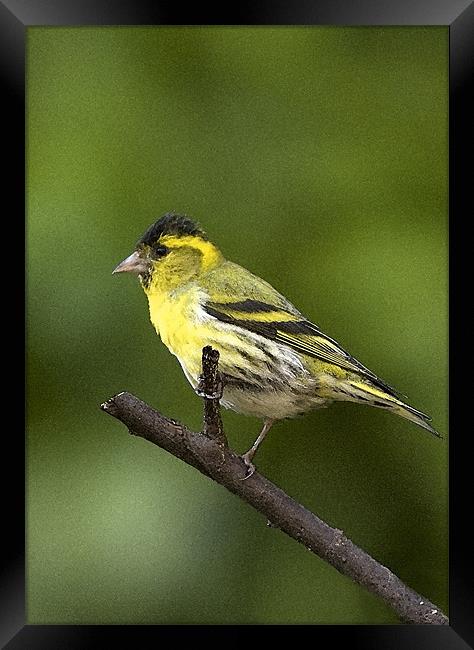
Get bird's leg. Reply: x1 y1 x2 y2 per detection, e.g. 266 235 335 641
240 418 275 479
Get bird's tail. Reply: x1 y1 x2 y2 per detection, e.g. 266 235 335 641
343 379 442 438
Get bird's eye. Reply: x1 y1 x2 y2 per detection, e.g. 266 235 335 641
152 244 168 259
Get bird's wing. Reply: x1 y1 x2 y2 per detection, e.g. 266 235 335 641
203 270 397 396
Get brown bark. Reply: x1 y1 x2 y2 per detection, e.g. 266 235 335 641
100 347 447 625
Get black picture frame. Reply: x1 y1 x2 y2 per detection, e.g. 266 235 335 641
4 0 472 647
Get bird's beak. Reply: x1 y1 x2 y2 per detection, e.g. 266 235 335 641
113 250 149 275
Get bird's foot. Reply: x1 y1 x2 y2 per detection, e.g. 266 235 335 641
195 375 223 400
195 387 222 400
239 451 256 480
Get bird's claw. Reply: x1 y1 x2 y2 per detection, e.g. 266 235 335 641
239 452 256 480
195 388 222 400
195 375 223 400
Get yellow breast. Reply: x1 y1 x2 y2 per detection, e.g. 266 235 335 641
146 287 206 382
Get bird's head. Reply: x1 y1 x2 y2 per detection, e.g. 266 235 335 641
113 213 223 293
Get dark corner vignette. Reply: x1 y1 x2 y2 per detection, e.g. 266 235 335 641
3 0 472 648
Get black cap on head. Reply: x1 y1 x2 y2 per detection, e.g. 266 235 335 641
137 212 207 247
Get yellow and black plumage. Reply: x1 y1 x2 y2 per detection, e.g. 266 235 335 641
114 212 440 472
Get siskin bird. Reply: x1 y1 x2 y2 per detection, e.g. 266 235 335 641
114 212 440 474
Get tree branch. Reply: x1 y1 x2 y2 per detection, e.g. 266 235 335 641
100 348 448 625
196 345 227 446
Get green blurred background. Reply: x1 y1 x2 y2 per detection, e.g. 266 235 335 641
27 27 448 624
